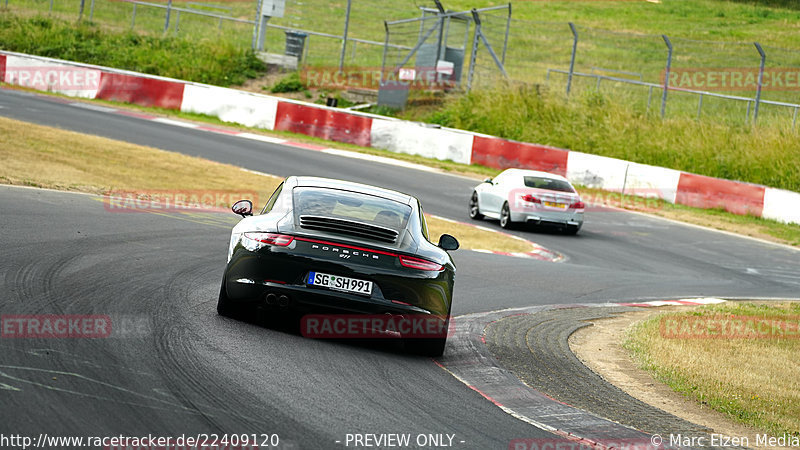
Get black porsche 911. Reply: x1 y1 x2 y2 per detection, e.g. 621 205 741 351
217 176 459 356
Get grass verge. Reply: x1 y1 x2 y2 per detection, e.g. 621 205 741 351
624 302 800 437
0 115 534 254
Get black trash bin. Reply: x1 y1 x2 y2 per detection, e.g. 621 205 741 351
284 31 307 60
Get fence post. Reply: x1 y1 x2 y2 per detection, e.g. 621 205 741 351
697 93 703 119
661 34 672 119
467 15 481 92
164 0 172 33
501 3 511 65
566 22 578 96
338 0 351 72
131 3 137 29
380 21 389 84
753 42 766 125
89 0 95 21
78 0 85 21
251 0 263 50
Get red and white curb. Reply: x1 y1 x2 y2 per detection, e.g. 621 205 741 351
614 297 726 307
436 298 729 448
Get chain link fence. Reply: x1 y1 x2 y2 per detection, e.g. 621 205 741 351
4 0 800 125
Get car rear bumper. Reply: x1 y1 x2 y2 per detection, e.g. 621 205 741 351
223 243 454 318
511 210 584 227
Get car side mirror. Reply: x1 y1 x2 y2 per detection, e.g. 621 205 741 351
232 199 253 217
438 234 459 251
483 177 493 184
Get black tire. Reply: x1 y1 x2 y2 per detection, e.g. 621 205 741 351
500 202 514 229
468 192 484 220
217 279 234 317
404 337 447 357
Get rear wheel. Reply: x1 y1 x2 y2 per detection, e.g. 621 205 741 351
468 192 484 220
500 202 513 229
216 279 233 316
404 337 447 357
403 316 449 357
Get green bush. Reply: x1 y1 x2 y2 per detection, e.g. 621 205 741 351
0 14 265 87
270 73 305 93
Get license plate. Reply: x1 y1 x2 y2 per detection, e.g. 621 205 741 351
544 201 567 208
307 272 373 295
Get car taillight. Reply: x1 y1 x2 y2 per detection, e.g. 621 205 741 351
569 201 585 209
244 233 294 246
521 194 541 203
399 255 444 271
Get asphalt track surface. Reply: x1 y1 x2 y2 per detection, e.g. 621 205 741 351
2 87 800 448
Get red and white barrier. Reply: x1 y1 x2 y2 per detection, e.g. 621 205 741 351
2 50 799 225
370 120 474 164
181 84 278 129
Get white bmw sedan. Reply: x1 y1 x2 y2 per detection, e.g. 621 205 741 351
469 169 585 234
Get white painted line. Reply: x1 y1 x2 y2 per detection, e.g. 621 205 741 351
237 132 287 144
69 102 116 113
152 118 199 129
601 203 800 253
240 168 279 178
321 148 440 173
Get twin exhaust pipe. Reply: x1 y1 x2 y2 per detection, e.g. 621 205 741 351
265 292 290 308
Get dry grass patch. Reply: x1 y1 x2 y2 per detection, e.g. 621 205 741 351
0 116 533 253
624 302 800 437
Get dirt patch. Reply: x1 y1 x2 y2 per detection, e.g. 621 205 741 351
568 307 793 450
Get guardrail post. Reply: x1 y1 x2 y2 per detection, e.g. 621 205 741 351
566 22 578 96
753 42 766 125
338 0 352 72
661 34 672 119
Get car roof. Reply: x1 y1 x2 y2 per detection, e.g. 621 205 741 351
292 176 413 204
499 168 571 183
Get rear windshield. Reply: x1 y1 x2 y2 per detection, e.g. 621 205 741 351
523 176 575 193
293 187 412 230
